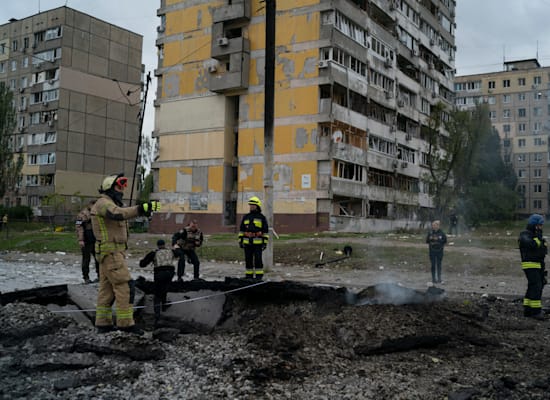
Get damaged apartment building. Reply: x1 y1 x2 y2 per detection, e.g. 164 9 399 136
151 0 456 233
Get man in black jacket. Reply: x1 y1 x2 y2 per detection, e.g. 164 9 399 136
171 220 204 281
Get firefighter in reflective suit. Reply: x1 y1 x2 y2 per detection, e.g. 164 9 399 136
518 213 547 320
91 173 160 334
238 196 269 280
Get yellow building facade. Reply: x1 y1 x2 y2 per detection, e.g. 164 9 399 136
151 0 456 233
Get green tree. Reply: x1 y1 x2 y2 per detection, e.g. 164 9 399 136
0 82 23 198
139 173 154 203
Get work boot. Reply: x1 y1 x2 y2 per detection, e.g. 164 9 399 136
96 325 115 334
118 325 145 335
83 277 91 284
177 277 184 283
530 312 545 321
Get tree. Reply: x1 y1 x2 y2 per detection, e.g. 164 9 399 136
0 82 23 199
422 102 469 217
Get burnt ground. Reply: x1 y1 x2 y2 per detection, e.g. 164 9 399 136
2 233 550 399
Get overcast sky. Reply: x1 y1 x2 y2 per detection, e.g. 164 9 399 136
2 0 550 137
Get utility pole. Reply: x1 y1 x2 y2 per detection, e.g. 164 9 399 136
130 71 151 206
263 0 276 268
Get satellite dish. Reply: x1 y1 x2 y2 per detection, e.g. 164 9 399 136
332 130 343 143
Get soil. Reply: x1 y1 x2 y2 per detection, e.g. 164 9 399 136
2 233 550 399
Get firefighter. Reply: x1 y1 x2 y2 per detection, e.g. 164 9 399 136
75 200 99 284
91 173 160 334
426 220 447 284
139 239 178 325
518 213 547 320
238 196 269 280
171 219 204 281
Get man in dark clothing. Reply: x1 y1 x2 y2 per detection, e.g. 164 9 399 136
140 239 178 324
518 213 547 320
449 212 458 235
238 196 269 280
75 200 99 283
426 220 447 284
171 220 204 281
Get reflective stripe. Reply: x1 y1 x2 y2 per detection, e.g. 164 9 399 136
524 298 543 308
534 238 541 247
116 307 134 321
96 305 111 319
522 261 541 269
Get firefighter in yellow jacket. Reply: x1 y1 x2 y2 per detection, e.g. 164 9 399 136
91 173 160 334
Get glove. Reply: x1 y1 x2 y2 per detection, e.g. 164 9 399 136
141 201 161 216
239 241 244 249
261 243 267 251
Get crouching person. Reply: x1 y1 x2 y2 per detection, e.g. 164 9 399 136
140 239 178 325
91 173 161 334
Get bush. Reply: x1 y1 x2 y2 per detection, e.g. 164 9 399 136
0 205 33 220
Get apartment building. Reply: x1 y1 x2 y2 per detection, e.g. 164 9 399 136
0 6 143 217
151 0 456 233
455 59 550 217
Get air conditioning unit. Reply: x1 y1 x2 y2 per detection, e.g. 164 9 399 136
48 121 54 127
208 65 217 73
217 37 229 46
43 101 49 107
318 60 329 69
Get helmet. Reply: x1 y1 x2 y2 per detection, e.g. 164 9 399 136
157 239 165 247
100 173 127 192
528 214 545 226
248 196 262 208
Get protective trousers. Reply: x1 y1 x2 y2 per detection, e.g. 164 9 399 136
176 249 200 279
523 268 544 316
95 252 135 328
81 241 99 280
153 268 175 320
244 244 264 279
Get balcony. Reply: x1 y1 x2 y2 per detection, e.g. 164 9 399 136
212 0 251 24
209 53 250 93
211 36 250 60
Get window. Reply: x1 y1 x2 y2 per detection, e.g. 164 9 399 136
534 76 542 85
503 124 510 132
27 152 56 165
11 60 17 72
0 62 5 73
502 94 511 103
503 109 510 118
534 169 542 177
518 108 526 117
488 81 495 89
502 79 510 88
518 78 526 86
534 200 542 209
518 184 526 194
518 93 526 101
534 137 544 146
518 169 526 178
534 184 543 193
335 160 365 182
12 39 17 52
21 57 28 68
45 27 62 41
518 138 526 147
534 122 542 132
518 154 526 162
519 123 526 132
535 153 544 162
23 37 29 49
489 110 496 119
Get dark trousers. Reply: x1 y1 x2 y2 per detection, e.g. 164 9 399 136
153 268 175 320
175 248 200 279
429 251 443 283
244 245 264 279
82 241 99 280
523 268 544 315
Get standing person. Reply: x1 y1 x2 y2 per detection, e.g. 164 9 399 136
518 214 547 320
2 214 7 238
75 200 99 284
449 211 458 235
139 239 178 325
171 219 204 281
238 196 269 280
91 173 160 334
426 220 447 284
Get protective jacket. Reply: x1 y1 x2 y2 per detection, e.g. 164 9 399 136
76 207 95 243
172 227 203 250
518 226 547 269
91 194 141 259
239 210 269 246
140 248 177 271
